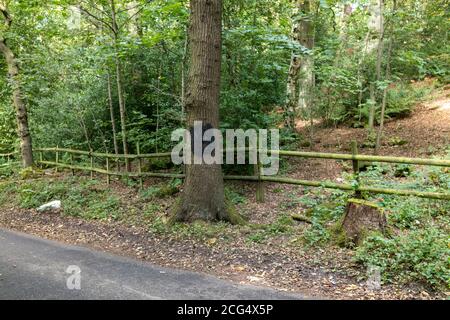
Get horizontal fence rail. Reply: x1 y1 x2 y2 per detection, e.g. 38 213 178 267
274 150 450 167
38 161 184 179
36 147 172 159
33 146 450 201
226 176 450 201
0 152 17 158
35 148 450 167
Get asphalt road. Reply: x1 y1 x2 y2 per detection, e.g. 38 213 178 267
0 228 304 300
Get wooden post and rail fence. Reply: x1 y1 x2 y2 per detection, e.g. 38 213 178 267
1 144 449 201
0 152 15 163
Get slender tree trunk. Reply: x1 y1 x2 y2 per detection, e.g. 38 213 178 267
114 50 129 157
375 0 397 153
286 9 301 129
368 83 376 130
0 6 33 168
77 113 92 152
374 0 384 83
110 0 129 170
368 0 384 133
155 64 161 153
172 0 232 223
107 72 119 155
181 27 189 115
356 31 371 122
88 108 109 152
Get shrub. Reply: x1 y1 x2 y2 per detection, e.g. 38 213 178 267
18 178 121 220
140 179 181 200
385 81 435 119
355 228 450 290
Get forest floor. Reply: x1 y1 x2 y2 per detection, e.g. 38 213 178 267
0 83 449 300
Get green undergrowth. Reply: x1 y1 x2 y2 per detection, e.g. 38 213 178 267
0 176 122 220
246 214 295 244
297 151 450 291
355 227 449 291
140 179 182 200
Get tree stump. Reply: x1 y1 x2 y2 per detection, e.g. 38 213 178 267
341 198 387 244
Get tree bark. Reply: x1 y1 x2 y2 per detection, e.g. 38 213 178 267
341 198 387 245
181 26 189 115
368 83 376 130
286 0 314 128
76 109 92 152
375 0 397 154
110 0 129 170
0 6 33 167
368 0 384 132
285 10 301 129
356 31 371 122
107 72 119 155
114 45 129 157
172 0 232 223
126 1 142 36
296 1 314 114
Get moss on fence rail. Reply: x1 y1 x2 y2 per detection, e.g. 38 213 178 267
275 150 450 167
38 161 184 179
35 148 172 159
34 147 450 201
35 147 450 167
0 153 16 157
37 162 450 201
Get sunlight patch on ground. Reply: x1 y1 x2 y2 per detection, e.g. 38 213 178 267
439 101 450 110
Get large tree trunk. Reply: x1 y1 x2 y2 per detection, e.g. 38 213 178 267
286 0 314 128
172 0 231 223
0 6 33 168
286 0 314 127
296 0 314 114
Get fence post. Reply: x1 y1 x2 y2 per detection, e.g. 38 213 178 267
254 145 265 203
70 153 74 176
106 156 110 185
137 142 143 189
55 146 59 173
351 140 361 198
125 155 130 173
90 149 94 179
39 150 43 168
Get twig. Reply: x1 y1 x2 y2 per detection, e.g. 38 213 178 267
291 214 312 224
